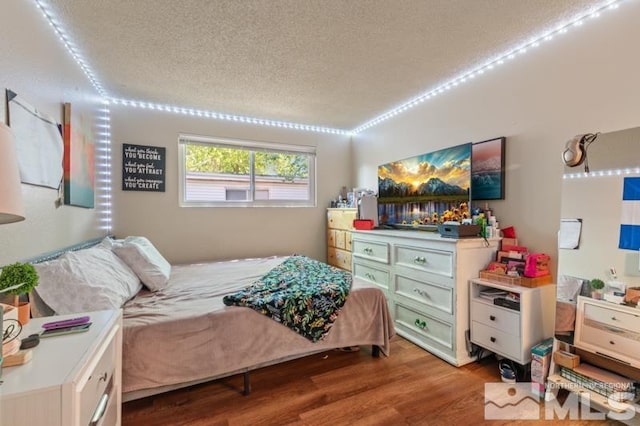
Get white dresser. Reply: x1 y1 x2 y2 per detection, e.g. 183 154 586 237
574 296 640 369
1 309 123 426
351 229 498 366
546 297 640 424
469 279 556 364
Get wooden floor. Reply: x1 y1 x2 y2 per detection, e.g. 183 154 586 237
123 336 618 425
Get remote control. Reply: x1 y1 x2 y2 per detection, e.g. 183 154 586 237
42 316 90 330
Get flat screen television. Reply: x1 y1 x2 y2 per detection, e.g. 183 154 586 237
377 142 472 229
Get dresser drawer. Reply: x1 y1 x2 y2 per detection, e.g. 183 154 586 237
327 247 352 271
395 303 453 349
327 229 348 250
471 300 520 336
327 209 356 230
334 230 347 249
327 229 336 247
471 321 521 361
353 262 389 289
395 244 453 278
583 302 640 334
352 239 390 264
78 332 117 426
395 274 453 314
578 322 640 364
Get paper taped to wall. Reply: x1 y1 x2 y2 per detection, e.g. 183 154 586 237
7 89 63 189
559 218 582 249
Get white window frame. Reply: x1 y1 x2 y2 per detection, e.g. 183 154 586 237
179 134 317 207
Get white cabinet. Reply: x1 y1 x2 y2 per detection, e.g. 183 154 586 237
1 310 123 426
574 296 640 369
546 297 640 424
352 229 498 366
469 279 556 364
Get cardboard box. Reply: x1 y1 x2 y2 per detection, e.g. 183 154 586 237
625 287 640 304
501 237 518 247
479 270 553 287
553 350 580 369
531 338 554 397
437 223 481 238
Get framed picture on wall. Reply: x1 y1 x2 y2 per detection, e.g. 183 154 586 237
63 102 95 208
471 136 506 200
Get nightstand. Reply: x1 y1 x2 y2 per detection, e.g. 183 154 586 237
1 309 123 426
470 279 556 364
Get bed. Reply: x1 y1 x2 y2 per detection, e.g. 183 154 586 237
27 236 395 401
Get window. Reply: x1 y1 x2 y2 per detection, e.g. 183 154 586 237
179 134 316 207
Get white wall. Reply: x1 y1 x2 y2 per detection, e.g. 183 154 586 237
110 107 351 264
352 2 640 277
0 0 106 264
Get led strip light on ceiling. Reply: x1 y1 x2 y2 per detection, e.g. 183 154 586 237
33 0 106 97
33 0 624 136
107 98 350 135
33 0 113 231
351 0 624 134
564 167 640 180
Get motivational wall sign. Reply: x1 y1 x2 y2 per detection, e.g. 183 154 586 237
122 143 166 191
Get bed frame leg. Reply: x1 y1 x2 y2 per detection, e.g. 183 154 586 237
372 345 380 358
243 371 251 395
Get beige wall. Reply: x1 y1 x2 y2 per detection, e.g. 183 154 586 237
352 1 640 277
3 0 640 272
0 0 106 264
110 107 351 264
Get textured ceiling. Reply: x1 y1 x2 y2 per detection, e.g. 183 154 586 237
49 0 606 130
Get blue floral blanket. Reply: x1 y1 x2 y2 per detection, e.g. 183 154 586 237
222 255 352 342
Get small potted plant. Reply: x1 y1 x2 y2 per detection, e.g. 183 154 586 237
589 278 605 300
0 262 39 325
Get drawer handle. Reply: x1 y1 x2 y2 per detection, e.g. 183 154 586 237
364 247 373 255
609 340 615 345
413 256 427 264
413 288 430 299
98 372 108 382
365 272 376 281
611 316 618 321
414 318 427 329
90 393 109 426
490 337 496 343
489 315 496 321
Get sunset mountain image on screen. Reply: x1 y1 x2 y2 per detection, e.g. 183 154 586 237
377 143 471 228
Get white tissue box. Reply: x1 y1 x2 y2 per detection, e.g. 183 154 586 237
603 292 625 304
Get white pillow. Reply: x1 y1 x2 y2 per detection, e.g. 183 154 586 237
98 236 124 250
34 246 142 315
112 236 171 291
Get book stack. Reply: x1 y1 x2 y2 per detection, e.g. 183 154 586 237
493 296 520 311
479 288 507 302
